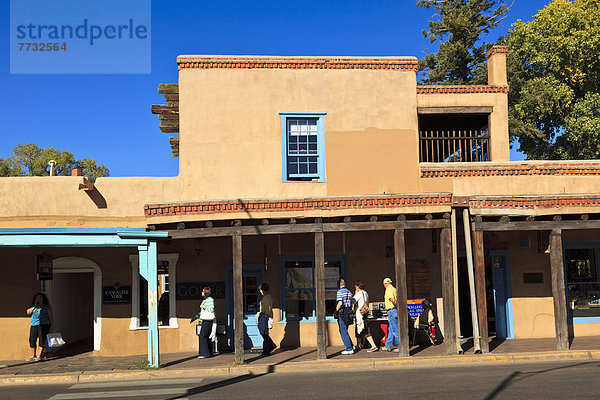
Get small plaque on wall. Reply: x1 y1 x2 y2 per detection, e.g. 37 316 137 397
523 272 544 284
103 284 131 304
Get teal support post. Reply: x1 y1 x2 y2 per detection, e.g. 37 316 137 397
147 241 159 367
138 242 159 367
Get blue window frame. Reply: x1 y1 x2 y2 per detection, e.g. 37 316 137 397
279 254 346 322
280 113 326 182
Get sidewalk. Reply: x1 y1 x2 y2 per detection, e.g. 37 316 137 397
1 336 600 386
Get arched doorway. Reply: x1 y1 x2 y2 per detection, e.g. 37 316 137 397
44 257 102 352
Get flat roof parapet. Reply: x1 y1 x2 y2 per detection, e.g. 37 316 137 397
417 85 509 94
177 55 418 71
421 160 600 178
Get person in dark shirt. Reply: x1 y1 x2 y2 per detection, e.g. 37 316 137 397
26 293 53 361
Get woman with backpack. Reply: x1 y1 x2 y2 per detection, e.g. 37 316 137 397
354 281 378 352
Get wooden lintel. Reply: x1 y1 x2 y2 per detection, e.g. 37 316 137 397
163 93 179 102
167 219 450 239
159 114 179 121
475 220 600 231
158 83 178 94
151 104 179 114
160 123 180 133
417 106 493 114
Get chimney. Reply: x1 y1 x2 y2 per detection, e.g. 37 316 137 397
71 166 83 176
487 45 508 86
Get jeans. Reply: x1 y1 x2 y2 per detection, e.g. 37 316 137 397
385 308 399 349
337 314 354 351
258 314 276 355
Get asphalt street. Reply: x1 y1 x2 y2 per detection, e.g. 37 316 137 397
1 360 599 400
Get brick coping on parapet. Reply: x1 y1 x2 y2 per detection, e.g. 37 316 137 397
177 55 419 71
144 193 452 217
421 160 600 178
1 350 599 386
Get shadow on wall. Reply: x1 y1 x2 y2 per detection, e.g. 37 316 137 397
279 322 300 348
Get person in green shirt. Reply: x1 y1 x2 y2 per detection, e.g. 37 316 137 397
190 287 215 359
258 282 276 356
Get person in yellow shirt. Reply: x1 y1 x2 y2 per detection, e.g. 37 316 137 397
382 278 399 352
258 282 276 356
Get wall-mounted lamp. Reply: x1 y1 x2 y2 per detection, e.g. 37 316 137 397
37 254 53 280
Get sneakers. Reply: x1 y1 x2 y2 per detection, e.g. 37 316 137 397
197 355 206 359
367 347 379 352
393 348 399 353
341 350 354 355
381 347 392 352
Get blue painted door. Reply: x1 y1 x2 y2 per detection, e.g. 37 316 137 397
490 252 513 339
226 265 264 349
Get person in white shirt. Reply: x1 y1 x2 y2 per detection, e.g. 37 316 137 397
354 281 378 352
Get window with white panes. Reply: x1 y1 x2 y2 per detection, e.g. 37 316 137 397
280 113 326 181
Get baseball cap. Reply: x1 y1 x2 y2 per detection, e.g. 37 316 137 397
383 278 392 284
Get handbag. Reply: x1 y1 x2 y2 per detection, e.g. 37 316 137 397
199 308 215 321
359 292 369 316
46 333 66 348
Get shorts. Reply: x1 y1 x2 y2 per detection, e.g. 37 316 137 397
29 324 51 348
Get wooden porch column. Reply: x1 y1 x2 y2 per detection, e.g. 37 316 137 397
549 229 569 350
315 231 327 360
232 233 245 364
473 230 489 353
394 229 410 357
440 227 458 354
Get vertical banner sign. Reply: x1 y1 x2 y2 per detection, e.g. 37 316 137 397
10 0 151 74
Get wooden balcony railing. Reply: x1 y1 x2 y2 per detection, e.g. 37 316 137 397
419 129 489 163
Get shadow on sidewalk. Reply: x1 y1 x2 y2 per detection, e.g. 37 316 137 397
166 368 275 400
483 361 599 400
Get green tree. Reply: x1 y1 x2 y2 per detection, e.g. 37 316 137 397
506 0 600 159
0 143 109 179
417 0 510 85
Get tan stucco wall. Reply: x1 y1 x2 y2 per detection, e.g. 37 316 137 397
178 67 420 201
496 230 600 339
0 176 179 228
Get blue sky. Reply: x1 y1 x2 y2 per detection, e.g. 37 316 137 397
1 0 550 177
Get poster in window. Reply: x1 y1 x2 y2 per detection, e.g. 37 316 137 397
285 289 313 301
325 267 340 288
285 268 313 289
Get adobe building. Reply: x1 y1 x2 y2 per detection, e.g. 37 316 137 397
2 46 600 365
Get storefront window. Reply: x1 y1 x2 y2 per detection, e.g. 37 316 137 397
566 248 600 318
282 257 343 320
139 260 171 327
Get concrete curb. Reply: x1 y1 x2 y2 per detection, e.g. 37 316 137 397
2 350 600 386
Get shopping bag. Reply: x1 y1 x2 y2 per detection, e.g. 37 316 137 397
46 333 66 348
196 323 202 336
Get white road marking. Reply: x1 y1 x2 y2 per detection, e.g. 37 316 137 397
49 387 193 399
69 378 204 389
